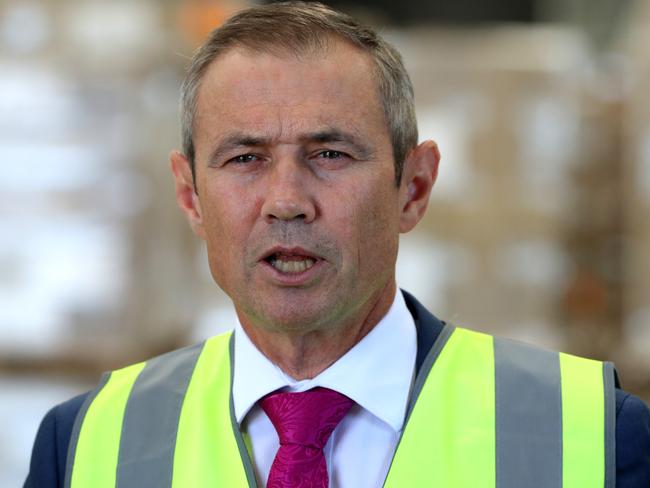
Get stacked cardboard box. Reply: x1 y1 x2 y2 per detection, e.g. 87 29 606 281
391 26 625 356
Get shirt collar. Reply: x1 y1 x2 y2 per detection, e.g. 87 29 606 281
232 289 417 433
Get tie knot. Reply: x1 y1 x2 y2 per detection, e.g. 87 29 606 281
260 387 354 449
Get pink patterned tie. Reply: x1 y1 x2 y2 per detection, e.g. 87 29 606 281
260 387 355 488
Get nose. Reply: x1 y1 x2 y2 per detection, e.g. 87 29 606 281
261 157 316 223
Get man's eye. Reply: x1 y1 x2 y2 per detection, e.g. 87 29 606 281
319 150 344 159
231 154 258 164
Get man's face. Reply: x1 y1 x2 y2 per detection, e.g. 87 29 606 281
175 41 413 334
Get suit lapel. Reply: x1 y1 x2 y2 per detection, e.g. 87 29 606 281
401 289 446 374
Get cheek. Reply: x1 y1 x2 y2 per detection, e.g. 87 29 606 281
201 180 259 237
342 183 400 267
199 188 256 278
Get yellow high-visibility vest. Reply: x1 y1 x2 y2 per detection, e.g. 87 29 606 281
65 325 616 487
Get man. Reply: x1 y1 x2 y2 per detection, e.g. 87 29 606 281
25 2 650 487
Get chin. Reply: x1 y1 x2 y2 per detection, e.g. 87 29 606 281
266 312 331 334
255 301 341 334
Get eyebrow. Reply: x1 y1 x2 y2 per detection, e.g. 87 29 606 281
206 127 374 165
303 129 374 158
207 133 268 166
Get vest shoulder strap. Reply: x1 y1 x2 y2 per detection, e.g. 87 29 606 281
65 331 256 488
385 326 616 488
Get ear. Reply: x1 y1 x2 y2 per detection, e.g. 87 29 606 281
170 150 206 239
399 140 440 233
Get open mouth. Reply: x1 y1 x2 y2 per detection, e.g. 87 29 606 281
263 249 320 274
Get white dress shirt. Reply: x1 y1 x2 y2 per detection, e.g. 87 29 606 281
232 290 417 488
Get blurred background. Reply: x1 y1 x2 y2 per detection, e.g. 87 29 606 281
1 0 650 483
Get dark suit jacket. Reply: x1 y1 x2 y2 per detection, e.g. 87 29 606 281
25 292 650 487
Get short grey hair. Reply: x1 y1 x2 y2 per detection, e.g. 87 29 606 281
180 1 418 184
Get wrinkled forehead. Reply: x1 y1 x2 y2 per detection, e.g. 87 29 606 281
191 41 392 162
194 41 385 129
197 36 381 105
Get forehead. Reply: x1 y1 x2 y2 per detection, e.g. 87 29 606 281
193 41 388 146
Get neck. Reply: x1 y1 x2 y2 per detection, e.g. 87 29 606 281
239 282 397 379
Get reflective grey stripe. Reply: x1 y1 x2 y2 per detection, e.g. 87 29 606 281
228 334 259 487
603 362 616 488
64 373 111 488
116 342 205 488
494 338 562 488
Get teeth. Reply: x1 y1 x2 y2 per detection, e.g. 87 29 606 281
270 258 316 274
